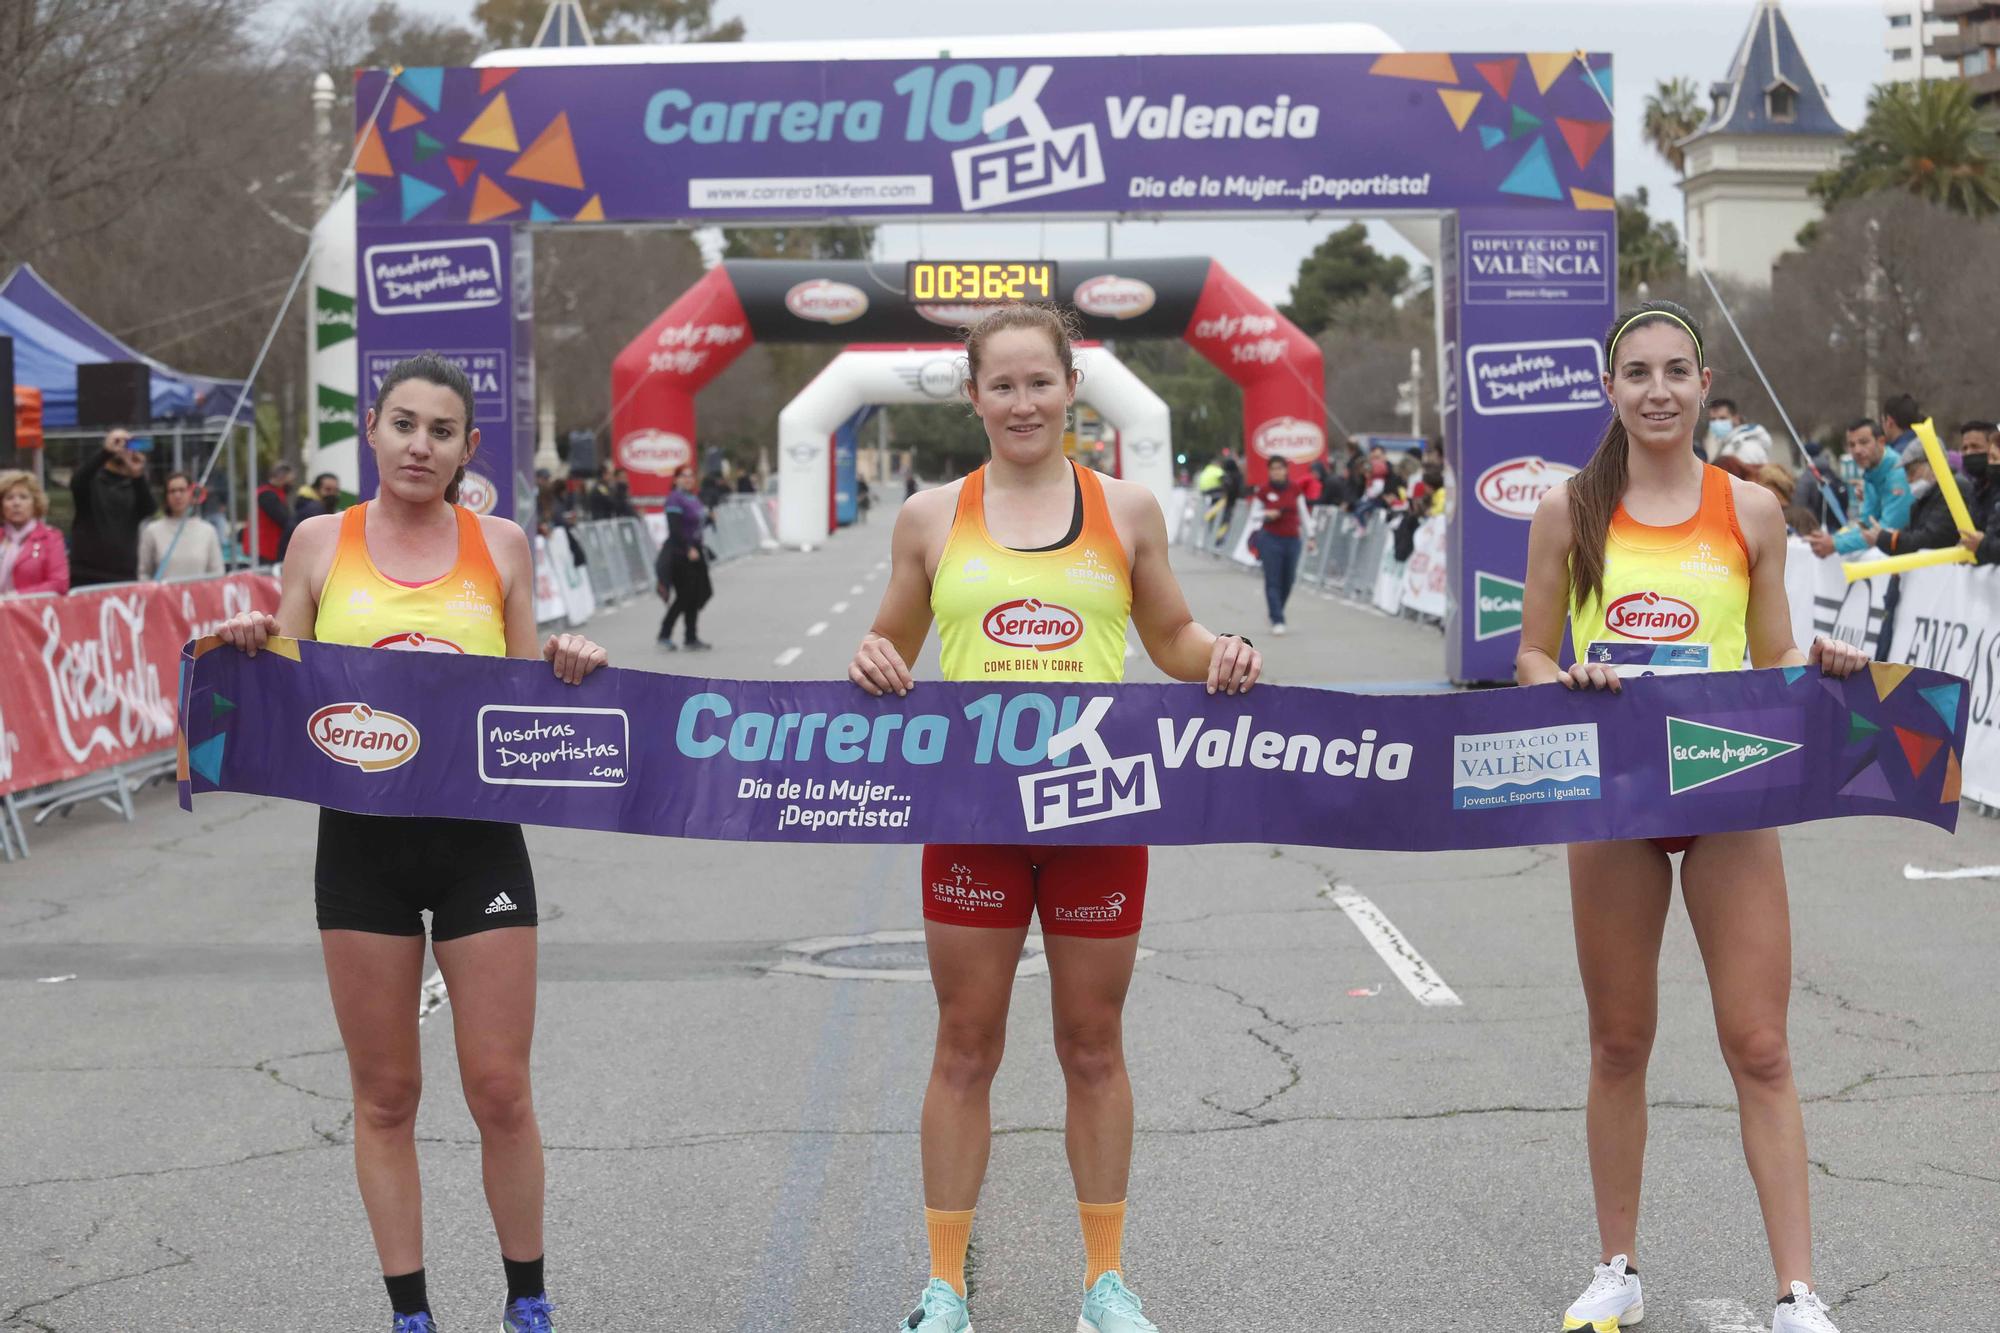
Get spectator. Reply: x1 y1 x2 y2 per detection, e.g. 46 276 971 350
904 471 920 499
1711 455 1751 480
251 461 295 565
1420 460 1447 517
69 427 157 585
1707 397 1774 466
0 469 70 595
655 465 713 651
699 469 727 510
1216 448 1244 540
586 461 634 519
735 470 757 495
1808 419 1909 558
293 471 343 523
1870 436 1968 555
856 475 873 523
1784 505 1823 538
1881 393 1922 463
1755 463 1796 510
139 470 225 581
1249 454 1309 636
1958 420 2000 563
1310 451 1345 507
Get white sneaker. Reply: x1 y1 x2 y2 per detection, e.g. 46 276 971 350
1771 1282 1839 1333
1562 1255 1643 1331
1272 622 1287 636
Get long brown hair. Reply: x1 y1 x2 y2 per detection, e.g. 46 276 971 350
1566 300 1706 612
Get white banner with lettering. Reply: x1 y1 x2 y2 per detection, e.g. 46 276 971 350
1888 560 2000 806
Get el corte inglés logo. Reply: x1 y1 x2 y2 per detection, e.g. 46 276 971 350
983 598 1084 651
309 702 421 772
1606 590 1699 642
1475 455 1578 519
1473 570 1525 641
1666 717 1802 795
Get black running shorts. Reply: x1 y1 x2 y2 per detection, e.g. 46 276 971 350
314 808 537 940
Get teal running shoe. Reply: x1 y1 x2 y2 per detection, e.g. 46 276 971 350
502 1293 554 1331
391 1315 438 1333
901 1277 972 1332
1079 1271 1159 1333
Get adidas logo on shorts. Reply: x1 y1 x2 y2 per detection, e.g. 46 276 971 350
484 892 519 915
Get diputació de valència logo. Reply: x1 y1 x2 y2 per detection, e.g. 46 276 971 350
308 702 421 773
1451 723 1601 810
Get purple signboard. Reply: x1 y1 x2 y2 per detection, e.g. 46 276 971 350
180 640 1966 851
1445 206 1617 684
353 55 1614 227
354 223 529 523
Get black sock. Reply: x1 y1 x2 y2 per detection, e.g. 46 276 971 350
384 1268 429 1316
504 1254 545 1303
1777 1292 1797 1305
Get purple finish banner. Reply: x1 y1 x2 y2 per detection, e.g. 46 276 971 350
353 54 1614 227
179 640 1966 850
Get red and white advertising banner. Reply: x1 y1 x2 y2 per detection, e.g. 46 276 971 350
0 574 279 797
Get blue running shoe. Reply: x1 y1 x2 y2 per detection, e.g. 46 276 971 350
900 1277 972 1332
392 1315 438 1333
1079 1271 1159 1333
502 1293 554 1332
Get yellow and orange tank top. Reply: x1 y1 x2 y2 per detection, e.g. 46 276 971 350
1570 464 1750 675
932 463 1133 684
314 501 507 657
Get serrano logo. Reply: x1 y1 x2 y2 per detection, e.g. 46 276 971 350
982 598 1084 651
1605 591 1699 642
619 429 693 477
308 702 421 772
784 279 868 324
456 469 496 515
1251 416 1325 463
1073 274 1156 319
1475 456 1578 519
371 631 464 654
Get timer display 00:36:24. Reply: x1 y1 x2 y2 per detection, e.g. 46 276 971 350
905 261 1057 303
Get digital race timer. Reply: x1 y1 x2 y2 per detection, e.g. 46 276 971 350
905 261 1058 303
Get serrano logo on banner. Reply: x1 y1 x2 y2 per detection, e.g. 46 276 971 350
984 599 1084 651
363 239 503 316
1251 416 1325 463
1452 723 1601 809
1476 456 1578 520
309 703 421 772
1466 339 1606 416
1606 591 1700 642
784 279 868 324
478 704 630 788
620 429 693 477
1073 274 1157 319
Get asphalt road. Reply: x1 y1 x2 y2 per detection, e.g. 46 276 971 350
4 505 1995 1332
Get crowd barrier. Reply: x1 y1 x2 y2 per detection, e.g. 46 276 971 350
0 572 280 860
531 498 779 632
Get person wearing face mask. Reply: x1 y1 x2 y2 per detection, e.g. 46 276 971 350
1952 421 2000 564
1865 437 1969 555
1706 399 1772 467
0 469 70 595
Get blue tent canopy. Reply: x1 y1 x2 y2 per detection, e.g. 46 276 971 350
0 264 250 429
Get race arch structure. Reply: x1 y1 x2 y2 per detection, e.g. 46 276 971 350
348 31 1618 682
608 258 1314 544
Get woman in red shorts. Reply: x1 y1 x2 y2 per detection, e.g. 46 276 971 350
849 304 1260 1333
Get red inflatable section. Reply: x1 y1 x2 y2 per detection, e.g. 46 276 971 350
1179 261 1326 487
608 266 751 500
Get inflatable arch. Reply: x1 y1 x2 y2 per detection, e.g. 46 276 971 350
609 258 1323 545
776 343 1170 544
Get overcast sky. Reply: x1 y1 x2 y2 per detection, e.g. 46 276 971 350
370 0 1889 303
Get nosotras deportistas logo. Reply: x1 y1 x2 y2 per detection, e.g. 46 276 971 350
1666 716 1802 795
308 702 421 773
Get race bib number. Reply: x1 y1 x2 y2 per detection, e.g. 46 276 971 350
1585 641 1711 677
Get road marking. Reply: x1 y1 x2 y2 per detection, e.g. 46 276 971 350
774 646 803 667
850 584 865 595
1686 1298 1764 1333
1322 885 1462 1007
805 621 828 637
418 969 449 1023
1904 863 2000 880
874 561 888 570
830 601 849 614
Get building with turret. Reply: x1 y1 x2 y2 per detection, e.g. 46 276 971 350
1678 0 1848 287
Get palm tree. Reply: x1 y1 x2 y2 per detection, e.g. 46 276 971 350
1815 80 2000 219
1644 77 1704 177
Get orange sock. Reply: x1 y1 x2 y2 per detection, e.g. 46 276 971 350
1078 1198 1126 1287
925 1206 974 1296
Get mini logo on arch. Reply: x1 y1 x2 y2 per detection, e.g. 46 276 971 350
308 702 421 772
1605 590 1699 642
1074 274 1157 320
620 429 692 477
1475 456 1578 520
983 598 1084 651
784 279 869 324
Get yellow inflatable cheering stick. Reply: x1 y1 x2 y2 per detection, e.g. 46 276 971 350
1842 418 1977 582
